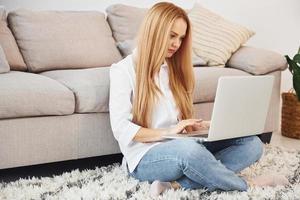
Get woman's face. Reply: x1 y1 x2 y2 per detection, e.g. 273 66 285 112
166 18 187 58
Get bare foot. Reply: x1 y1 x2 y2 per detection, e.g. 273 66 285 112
150 180 172 197
249 174 289 187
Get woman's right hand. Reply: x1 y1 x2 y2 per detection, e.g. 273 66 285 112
164 119 203 135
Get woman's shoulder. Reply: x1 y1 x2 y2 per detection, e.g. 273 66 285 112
110 54 136 82
111 54 134 72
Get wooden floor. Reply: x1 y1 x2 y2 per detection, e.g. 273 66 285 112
270 131 300 150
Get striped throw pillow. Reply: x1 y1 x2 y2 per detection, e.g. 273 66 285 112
188 4 255 66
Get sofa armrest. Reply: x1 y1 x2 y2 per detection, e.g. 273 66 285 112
226 46 288 75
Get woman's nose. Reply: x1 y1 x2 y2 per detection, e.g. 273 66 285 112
172 39 180 48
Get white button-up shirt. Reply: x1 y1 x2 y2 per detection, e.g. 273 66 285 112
109 52 180 173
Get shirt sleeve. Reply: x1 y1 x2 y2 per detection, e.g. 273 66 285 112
109 64 142 146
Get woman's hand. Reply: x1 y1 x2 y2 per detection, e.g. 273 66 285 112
164 119 203 135
139 119 210 143
189 120 211 132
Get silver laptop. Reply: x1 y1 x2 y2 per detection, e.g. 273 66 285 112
162 75 274 142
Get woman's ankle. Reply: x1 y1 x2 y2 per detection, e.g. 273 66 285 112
170 181 181 190
149 180 181 197
150 180 172 197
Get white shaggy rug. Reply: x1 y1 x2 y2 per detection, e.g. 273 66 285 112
1 144 299 200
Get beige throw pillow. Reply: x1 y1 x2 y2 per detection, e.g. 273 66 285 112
0 45 10 73
8 9 122 72
0 6 26 71
188 4 255 66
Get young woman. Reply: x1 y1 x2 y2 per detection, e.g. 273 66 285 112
109 2 288 197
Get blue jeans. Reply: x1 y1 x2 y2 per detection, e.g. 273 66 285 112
129 136 263 191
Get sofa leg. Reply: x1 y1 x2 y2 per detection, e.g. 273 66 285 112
258 132 273 144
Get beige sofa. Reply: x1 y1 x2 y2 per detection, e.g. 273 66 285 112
0 4 287 170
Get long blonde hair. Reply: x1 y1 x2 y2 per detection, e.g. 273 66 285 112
132 2 195 130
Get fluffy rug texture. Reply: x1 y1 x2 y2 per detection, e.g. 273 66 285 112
1 145 299 200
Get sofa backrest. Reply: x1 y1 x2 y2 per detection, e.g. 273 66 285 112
106 4 147 43
8 9 122 72
0 6 27 71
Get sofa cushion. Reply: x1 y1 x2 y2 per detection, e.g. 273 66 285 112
0 71 75 119
0 6 27 71
193 67 250 103
188 4 254 66
8 9 122 72
0 45 10 73
106 4 147 43
227 46 288 75
40 67 110 113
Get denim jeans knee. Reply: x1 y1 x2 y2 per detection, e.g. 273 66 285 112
247 136 264 161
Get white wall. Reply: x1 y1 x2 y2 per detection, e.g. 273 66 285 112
0 0 194 12
0 0 299 92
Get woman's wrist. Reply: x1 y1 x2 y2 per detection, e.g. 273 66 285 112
160 128 171 136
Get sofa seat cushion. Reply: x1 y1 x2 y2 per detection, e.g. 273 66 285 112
193 67 250 103
0 71 75 119
40 67 110 113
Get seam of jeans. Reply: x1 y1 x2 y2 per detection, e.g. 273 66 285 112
196 165 246 191
132 157 181 180
214 145 238 160
214 137 262 172
139 156 177 165
183 156 247 190
214 145 245 173
184 162 220 189
234 136 255 145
